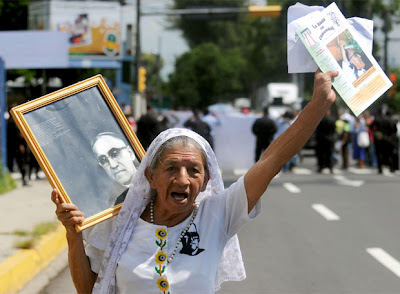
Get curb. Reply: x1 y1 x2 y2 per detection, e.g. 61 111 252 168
0 226 67 294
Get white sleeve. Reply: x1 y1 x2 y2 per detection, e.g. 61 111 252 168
203 175 261 240
85 244 104 274
83 217 116 274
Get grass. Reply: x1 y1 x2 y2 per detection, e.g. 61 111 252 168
0 172 17 194
13 221 59 249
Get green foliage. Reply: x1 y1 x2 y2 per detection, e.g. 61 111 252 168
169 0 291 105
0 172 16 195
13 221 59 250
169 43 246 108
0 0 29 30
32 221 58 237
171 0 248 49
141 53 164 95
15 238 34 249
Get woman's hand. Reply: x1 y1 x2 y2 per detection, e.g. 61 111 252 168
312 70 339 109
52 189 97 293
51 188 85 235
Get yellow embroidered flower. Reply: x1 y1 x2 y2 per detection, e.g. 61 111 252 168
157 278 169 291
155 228 167 239
155 251 167 265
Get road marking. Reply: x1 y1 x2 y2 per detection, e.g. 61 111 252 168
348 167 374 175
366 248 400 278
334 175 364 187
233 169 248 176
292 167 312 175
283 182 301 193
312 204 340 221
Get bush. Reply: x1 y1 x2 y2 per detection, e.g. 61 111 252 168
0 171 16 194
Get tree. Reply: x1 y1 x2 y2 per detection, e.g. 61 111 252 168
169 43 246 109
169 0 248 50
0 0 29 31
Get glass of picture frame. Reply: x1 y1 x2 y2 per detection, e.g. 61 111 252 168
10 74 145 232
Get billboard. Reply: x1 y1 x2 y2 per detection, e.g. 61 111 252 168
29 1 121 58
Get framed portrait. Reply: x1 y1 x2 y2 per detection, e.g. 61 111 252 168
10 75 145 232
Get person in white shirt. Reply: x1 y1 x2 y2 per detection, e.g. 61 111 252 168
51 70 338 294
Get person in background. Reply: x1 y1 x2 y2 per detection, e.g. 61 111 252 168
201 108 221 150
340 118 352 170
352 115 368 169
183 109 212 147
28 147 42 180
274 111 297 172
316 109 337 173
16 131 29 186
364 111 377 167
251 106 277 162
136 105 161 150
7 105 19 172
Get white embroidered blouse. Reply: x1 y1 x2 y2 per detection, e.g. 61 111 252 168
85 176 261 293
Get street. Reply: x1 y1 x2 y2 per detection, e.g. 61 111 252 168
41 110 400 293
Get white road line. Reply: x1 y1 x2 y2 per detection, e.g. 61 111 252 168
233 168 248 176
292 167 312 175
333 175 365 187
348 167 374 175
312 204 340 221
367 248 400 278
283 182 301 193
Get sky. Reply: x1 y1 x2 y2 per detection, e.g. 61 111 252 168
123 0 267 80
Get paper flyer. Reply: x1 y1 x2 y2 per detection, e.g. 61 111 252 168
296 2 392 116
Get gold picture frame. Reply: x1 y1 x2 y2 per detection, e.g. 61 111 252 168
10 74 145 232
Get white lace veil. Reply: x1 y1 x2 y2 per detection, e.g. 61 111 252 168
92 128 246 293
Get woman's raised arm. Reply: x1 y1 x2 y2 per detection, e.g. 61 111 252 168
244 70 339 212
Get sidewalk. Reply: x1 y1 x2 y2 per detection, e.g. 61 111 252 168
0 173 68 294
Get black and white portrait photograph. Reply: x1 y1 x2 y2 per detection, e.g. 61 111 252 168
11 75 144 230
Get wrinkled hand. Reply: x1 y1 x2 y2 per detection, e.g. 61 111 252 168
51 188 85 234
312 70 339 108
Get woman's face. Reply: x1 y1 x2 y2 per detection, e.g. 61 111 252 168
145 143 209 216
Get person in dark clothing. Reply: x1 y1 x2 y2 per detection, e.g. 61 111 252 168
371 109 397 174
7 115 19 172
183 110 212 147
136 105 161 150
15 132 29 186
251 107 277 162
315 109 337 173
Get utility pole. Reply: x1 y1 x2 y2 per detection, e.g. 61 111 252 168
135 0 141 93
383 9 389 74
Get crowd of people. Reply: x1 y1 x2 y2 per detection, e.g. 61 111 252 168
252 105 399 174
126 101 399 175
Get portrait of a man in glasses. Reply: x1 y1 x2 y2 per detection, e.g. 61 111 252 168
91 132 139 206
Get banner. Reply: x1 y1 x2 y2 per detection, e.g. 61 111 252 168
49 1 121 58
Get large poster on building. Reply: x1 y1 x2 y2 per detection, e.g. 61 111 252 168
49 1 121 58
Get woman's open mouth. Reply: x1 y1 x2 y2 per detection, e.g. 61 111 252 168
171 192 188 202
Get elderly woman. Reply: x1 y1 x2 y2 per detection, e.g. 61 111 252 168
52 70 338 293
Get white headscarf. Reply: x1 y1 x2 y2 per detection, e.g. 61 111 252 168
92 128 246 293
